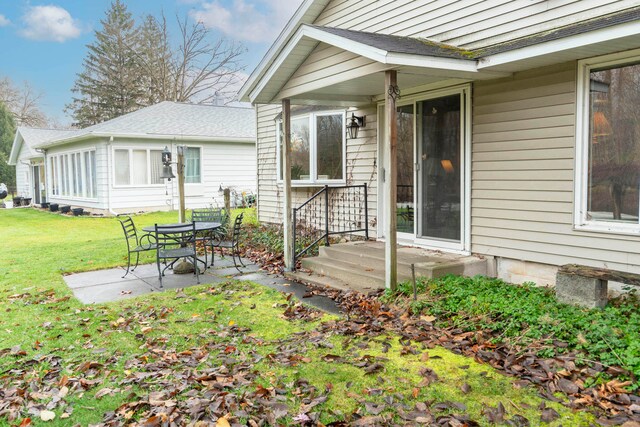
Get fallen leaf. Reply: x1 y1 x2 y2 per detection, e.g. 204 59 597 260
40 410 56 422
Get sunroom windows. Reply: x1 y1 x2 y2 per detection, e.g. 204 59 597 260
277 111 345 184
49 149 97 199
577 53 640 233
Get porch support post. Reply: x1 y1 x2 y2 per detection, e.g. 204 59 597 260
384 70 398 291
282 98 294 271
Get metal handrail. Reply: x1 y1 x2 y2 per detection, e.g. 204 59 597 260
292 183 369 268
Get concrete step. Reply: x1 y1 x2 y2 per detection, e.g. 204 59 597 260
301 257 388 290
285 270 382 294
319 242 487 279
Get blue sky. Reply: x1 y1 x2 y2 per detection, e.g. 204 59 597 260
0 0 304 125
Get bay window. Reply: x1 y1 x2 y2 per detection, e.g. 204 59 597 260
577 53 640 232
277 111 345 184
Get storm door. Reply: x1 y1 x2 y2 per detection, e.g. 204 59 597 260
416 93 464 248
396 105 414 237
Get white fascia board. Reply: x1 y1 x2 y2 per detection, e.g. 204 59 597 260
36 132 255 149
478 20 640 70
7 132 23 165
239 0 325 102
302 25 479 71
250 24 481 103
385 52 477 72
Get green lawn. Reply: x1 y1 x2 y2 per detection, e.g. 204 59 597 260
0 208 594 426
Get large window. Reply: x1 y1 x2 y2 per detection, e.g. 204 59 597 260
277 111 345 184
577 53 640 232
49 149 97 199
113 148 164 186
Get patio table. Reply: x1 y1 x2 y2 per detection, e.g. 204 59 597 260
143 222 222 272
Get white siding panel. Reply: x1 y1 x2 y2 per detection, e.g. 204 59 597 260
314 0 640 51
472 61 640 273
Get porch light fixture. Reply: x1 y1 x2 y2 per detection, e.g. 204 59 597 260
346 113 366 139
160 146 176 180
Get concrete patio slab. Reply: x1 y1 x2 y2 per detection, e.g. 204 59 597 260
63 257 341 314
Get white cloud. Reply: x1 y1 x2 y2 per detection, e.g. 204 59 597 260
0 14 10 27
190 0 304 43
21 5 81 42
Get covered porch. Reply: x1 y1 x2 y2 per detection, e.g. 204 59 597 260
242 25 507 290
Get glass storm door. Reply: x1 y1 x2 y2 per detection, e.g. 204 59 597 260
396 105 414 236
417 94 463 244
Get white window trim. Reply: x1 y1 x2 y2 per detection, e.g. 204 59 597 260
575 49 640 236
112 147 166 188
49 147 98 201
183 145 203 185
276 110 347 186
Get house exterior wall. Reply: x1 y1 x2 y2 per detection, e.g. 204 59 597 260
255 103 378 237
278 0 640 104
45 137 256 214
15 143 33 198
471 61 640 278
315 0 639 48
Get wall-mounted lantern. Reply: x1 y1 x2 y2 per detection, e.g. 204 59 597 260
346 113 366 139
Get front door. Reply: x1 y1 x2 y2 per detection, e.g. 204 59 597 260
378 86 469 252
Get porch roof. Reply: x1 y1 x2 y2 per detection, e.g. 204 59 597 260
241 24 506 105
240 5 640 106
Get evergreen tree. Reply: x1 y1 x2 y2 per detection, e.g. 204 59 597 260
0 101 16 188
137 14 173 105
66 0 142 127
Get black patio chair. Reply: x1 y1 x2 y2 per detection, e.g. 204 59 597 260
212 212 245 272
191 208 230 267
118 216 157 278
154 222 200 288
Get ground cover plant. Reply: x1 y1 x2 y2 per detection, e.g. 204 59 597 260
380 275 640 423
0 208 597 425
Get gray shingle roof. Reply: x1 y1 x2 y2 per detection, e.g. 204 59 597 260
39 101 255 148
10 127 78 163
476 6 640 57
310 25 473 60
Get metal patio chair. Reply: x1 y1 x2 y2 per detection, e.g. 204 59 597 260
154 222 200 288
118 216 157 278
212 212 245 272
191 208 230 267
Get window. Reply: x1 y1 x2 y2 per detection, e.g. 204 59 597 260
277 111 345 184
113 148 164 186
184 147 201 183
49 149 97 199
577 53 640 232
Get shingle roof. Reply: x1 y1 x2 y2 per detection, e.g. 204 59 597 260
9 127 77 164
476 6 640 57
310 25 472 59
38 101 256 148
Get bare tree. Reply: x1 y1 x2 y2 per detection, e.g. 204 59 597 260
0 77 48 127
170 16 246 104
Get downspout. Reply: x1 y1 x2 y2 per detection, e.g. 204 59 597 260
106 136 117 215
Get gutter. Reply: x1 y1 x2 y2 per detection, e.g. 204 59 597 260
35 132 255 150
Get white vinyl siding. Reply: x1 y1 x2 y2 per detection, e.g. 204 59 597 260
472 61 640 274
314 0 640 50
109 140 255 212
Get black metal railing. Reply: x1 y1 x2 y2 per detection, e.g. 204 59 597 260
293 184 369 266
